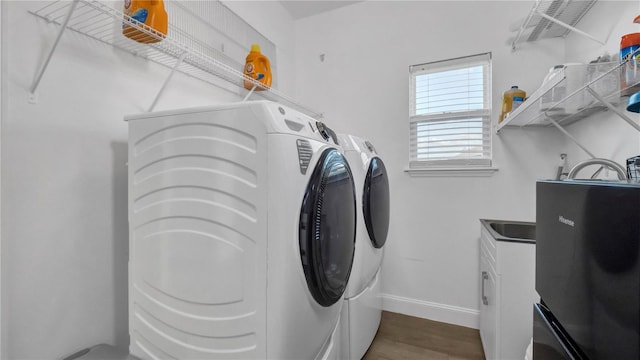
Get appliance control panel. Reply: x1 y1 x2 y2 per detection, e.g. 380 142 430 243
315 121 337 143
316 121 330 140
364 140 377 154
267 103 337 144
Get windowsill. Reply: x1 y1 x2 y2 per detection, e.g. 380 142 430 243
404 167 499 177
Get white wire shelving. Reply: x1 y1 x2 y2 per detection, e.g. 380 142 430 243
497 58 640 158
511 0 601 51
506 0 640 159
28 0 323 118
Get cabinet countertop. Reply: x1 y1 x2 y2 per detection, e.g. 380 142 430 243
480 219 536 244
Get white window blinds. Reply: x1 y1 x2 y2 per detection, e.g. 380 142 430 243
409 53 492 168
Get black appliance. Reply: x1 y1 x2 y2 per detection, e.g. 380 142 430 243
535 180 640 359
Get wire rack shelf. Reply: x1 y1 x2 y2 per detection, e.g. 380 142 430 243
511 0 601 51
29 0 322 118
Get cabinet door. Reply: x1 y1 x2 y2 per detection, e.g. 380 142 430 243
480 247 498 360
499 241 538 360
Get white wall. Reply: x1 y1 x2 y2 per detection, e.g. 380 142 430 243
561 1 640 168
293 1 570 328
0 1 294 359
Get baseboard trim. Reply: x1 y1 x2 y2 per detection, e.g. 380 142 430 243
381 293 479 329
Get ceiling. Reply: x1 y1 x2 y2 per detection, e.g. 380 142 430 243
279 1 362 20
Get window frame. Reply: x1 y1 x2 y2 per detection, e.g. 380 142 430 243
406 52 498 177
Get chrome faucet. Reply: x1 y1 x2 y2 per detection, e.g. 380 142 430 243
567 158 628 180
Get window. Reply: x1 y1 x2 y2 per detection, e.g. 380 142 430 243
409 53 492 171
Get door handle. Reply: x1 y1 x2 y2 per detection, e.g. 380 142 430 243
482 271 489 305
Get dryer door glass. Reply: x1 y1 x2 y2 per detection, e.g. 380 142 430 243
299 148 356 307
363 157 390 249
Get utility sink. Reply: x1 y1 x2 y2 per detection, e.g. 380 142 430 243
481 219 536 243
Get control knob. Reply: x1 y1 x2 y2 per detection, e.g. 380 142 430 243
316 121 331 141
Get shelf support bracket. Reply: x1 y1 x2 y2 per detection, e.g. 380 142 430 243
148 52 187 112
242 85 257 102
535 11 605 46
29 0 80 101
512 0 604 51
585 86 640 133
511 0 541 51
546 116 597 158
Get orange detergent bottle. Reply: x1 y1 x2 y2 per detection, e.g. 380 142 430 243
499 85 526 123
243 44 272 91
123 0 168 44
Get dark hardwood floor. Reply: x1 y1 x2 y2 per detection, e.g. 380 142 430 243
362 311 486 360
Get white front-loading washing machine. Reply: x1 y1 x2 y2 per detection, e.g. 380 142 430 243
126 101 356 359
336 134 390 360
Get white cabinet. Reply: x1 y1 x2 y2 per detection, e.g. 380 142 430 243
479 249 498 360
479 220 538 360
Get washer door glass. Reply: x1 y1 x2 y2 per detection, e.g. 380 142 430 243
299 148 356 307
363 157 390 249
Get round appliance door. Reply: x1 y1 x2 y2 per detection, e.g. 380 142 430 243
299 148 356 307
363 157 390 249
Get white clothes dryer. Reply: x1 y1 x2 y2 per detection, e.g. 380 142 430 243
126 101 356 359
336 134 390 360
